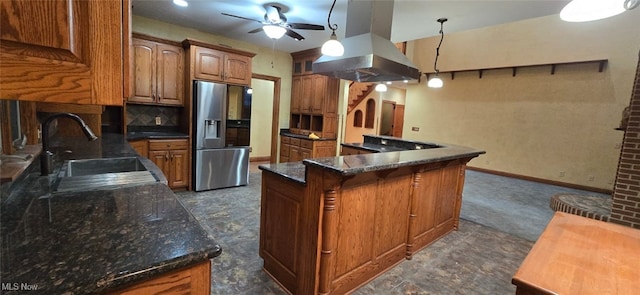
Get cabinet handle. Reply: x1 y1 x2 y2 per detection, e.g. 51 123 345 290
152 93 156 100
165 152 169 161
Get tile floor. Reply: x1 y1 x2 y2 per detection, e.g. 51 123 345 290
176 162 608 294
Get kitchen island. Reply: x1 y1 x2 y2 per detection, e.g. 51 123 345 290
0 133 220 294
259 137 484 294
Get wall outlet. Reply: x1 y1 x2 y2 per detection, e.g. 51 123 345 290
411 127 420 132
588 175 595 182
559 171 565 177
155 116 161 125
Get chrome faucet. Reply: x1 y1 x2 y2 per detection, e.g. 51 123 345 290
40 113 98 175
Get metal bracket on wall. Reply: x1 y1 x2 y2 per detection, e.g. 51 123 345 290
423 59 608 80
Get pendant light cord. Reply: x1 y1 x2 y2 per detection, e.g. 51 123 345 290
433 18 447 75
327 0 338 33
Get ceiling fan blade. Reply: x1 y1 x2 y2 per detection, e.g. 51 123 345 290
248 27 263 34
288 23 325 31
221 13 263 24
285 29 305 41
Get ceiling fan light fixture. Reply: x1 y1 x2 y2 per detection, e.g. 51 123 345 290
321 31 344 57
263 25 286 39
172 0 188 7
560 0 629 22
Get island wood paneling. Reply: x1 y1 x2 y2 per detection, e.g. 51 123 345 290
260 157 475 294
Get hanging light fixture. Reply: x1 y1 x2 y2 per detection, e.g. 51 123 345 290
321 0 344 57
375 83 388 92
263 25 286 39
172 0 188 7
427 18 447 88
560 0 638 22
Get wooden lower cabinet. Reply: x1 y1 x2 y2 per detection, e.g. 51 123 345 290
260 158 471 294
110 260 210 294
279 135 336 163
128 140 148 158
147 139 189 190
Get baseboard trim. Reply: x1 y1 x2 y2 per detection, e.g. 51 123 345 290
250 156 270 162
466 166 613 195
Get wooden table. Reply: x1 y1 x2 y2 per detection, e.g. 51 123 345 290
512 212 640 295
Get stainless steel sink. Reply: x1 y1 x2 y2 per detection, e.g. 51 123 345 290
64 157 147 176
53 157 158 193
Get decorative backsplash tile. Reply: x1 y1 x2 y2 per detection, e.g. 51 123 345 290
126 104 180 126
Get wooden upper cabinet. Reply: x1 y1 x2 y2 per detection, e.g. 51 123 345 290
129 35 184 106
291 76 302 113
157 45 184 105
184 39 255 87
131 39 156 104
0 0 129 106
194 47 225 82
224 54 252 86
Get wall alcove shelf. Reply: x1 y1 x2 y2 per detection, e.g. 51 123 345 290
424 59 608 80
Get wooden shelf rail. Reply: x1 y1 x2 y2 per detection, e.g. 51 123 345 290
424 59 608 80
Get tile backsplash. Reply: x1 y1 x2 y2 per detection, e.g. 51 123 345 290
126 104 180 127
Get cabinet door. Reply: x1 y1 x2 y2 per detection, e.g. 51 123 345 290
289 145 302 162
194 47 224 82
291 76 302 113
156 44 184 106
225 54 252 86
169 149 189 188
299 147 312 160
130 39 156 104
149 150 169 179
129 140 148 158
300 76 314 113
310 75 326 114
0 0 125 105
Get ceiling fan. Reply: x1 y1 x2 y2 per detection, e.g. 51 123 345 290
222 4 324 41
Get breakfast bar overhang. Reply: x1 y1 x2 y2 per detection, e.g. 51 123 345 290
258 140 485 294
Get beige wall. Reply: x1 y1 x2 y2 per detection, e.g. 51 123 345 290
405 10 640 190
250 78 274 158
344 86 406 143
132 16 292 159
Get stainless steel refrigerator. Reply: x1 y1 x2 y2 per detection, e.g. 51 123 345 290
193 80 250 191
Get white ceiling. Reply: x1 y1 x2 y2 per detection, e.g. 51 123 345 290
132 0 571 53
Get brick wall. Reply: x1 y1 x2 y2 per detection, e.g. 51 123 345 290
611 50 640 229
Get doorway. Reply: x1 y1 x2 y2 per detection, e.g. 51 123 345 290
380 100 405 138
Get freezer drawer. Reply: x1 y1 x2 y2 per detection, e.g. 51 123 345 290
194 147 249 191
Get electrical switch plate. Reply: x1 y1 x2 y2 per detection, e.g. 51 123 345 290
155 116 161 125
411 127 420 132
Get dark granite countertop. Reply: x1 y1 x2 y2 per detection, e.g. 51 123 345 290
259 162 306 184
260 137 484 183
0 133 221 294
280 130 336 141
341 142 405 153
305 144 484 176
126 126 189 140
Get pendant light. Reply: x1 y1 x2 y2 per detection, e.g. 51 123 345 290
321 0 344 57
560 0 638 22
172 0 188 7
375 83 388 92
428 18 447 89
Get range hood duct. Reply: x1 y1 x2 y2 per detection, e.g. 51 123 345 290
313 0 421 82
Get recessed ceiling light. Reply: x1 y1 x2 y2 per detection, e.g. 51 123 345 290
173 0 188 7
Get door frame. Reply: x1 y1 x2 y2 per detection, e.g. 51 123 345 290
252 73 281 163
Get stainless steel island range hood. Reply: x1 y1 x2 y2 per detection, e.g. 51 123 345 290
313 0 421 82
